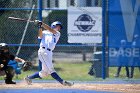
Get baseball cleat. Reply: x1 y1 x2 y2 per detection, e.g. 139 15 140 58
24 76 32 85
62 81 74 86
5 80 16 84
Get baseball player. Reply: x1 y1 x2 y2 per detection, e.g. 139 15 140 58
0 43 17 84
114 40 129 78
130 34 140 78
0 43 26 84
25 21 74 86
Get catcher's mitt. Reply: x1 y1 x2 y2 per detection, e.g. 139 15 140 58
22 61 32 71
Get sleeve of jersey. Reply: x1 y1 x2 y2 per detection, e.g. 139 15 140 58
54 31 60 37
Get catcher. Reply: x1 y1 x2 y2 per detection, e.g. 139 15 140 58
0 43 32 84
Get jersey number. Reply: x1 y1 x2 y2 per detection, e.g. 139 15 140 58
53 34 56 43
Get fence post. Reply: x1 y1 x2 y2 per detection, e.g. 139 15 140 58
38 0 42 21
102 0 106 79
38 0 42 71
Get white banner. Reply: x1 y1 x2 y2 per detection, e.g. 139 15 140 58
67 7 102 43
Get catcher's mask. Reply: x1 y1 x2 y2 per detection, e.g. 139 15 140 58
0 43 9 54
51 21 63 29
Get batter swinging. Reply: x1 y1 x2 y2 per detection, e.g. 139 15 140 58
25 21 74 86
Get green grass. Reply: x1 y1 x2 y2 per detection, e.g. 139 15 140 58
0 62 94 81
0 62 140 81
53 62 93 81
109 67 140 78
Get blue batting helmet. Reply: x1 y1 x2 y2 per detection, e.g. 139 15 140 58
51 21 63 29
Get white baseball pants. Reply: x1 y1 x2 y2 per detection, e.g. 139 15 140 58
38 47 55 78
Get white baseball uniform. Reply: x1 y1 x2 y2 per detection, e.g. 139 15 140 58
38 30 60 77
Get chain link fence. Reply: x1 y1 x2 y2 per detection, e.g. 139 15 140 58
0 0 102 63
1 0 139 79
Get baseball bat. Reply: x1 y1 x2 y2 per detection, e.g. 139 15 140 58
8 17 35 23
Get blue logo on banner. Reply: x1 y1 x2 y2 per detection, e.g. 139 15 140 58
74 14 96 32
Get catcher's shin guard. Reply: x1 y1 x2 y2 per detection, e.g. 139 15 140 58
5 66 16 84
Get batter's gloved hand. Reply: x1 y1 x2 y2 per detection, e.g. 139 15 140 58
34 20 42 28
34 20 40 23
22 61 32 71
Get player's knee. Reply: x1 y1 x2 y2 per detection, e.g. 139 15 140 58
39 71 48 78
49 67 56 73
39 68 56 78
50 70 56 75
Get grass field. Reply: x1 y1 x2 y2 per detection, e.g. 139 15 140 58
0 62 140 80
15 62 94 81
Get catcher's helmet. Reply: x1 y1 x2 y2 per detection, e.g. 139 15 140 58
51 21 63 29
0 43 8 49
0 43 9 53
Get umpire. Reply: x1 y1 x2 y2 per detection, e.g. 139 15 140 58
0 43 16 84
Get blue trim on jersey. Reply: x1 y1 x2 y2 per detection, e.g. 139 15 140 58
53 34 56 43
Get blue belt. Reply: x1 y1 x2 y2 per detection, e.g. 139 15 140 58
42 47 51 51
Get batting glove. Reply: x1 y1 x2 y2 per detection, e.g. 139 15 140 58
34 20 40 23
34 20 42 28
